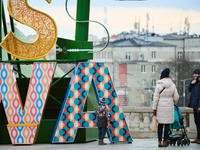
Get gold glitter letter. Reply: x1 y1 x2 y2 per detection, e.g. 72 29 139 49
0 0 57 60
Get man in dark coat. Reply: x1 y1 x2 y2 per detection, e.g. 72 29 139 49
188 68 200 144
95 97 111 145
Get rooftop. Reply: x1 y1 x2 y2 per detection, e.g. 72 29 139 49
95 39 176 48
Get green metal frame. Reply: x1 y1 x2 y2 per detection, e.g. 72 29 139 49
75 0 90 41
0 0 104 143
56 38 93 60
0 0 93 109
13 65 75 105
2 1 11 60
0 0 2 60
3 59 84 63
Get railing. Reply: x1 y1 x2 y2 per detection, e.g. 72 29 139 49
122 106 196 139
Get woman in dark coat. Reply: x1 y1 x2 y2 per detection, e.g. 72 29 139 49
95 97 111 145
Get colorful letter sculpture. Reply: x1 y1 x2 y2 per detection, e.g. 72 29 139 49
0 0 57 60
0 93 1 104
51 62 132 143
0 62 56 145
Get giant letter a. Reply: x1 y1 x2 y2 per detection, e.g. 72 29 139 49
0 62 56 145
51 62 132 143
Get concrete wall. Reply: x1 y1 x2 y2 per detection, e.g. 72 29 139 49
122 106 196 139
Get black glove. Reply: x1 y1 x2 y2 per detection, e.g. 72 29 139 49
110 121 113 125
197 76 200 82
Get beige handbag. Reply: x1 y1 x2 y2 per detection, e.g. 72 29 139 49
152 116 158 132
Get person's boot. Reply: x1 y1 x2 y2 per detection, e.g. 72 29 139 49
98 141 103 145
158 141 162 147
98 141 107 145
191 139 200 143
101 140 107 145
163 140 167 147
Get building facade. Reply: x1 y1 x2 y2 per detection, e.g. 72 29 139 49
93 33 200 107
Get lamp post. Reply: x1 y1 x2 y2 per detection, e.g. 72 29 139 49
179 78 192 107
144 87 154 107
181 79 186 107
125 83 127 106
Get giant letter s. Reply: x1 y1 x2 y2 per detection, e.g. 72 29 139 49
0 0 57 60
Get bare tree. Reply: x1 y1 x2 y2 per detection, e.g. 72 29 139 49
158 57 200 107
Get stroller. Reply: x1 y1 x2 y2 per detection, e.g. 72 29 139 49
166 105 190 146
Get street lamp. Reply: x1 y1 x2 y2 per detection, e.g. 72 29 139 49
144 87 154 106
125 83 127 106
179 78 193 107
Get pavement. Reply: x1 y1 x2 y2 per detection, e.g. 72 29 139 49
0 139 199 150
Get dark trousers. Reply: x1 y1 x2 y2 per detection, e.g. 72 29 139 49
193 109 200 139
158 124 170 141
98 127 107 141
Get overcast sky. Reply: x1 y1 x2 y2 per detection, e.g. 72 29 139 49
28 0 200 11
3 0 200 39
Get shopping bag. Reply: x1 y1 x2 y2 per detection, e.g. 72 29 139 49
152 116 158 132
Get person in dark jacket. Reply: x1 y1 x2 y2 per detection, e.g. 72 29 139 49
188 68 200 144
95 97 111 145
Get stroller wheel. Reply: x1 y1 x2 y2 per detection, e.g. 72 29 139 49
183 139 187 145
187 139 190 145
166 140 170 146
170 140 172 145
181 140 183 146
177 140 181 146
172 140 176 146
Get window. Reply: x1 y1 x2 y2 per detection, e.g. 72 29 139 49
99 52 102 59
103 52 106 58
141 94 145 102
152 51 156 58
126 52 130 60
152 65 156 73
178 52 182 59
152 79 156 87
192 52 195 59
141 79 146 87
138 53 143 60
96 53 99 59
198 52 200 59
141 65 146 73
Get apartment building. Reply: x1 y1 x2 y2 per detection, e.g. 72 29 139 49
93 32 200 107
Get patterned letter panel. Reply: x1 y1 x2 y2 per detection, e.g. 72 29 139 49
51 62 132 143
0 62 56 144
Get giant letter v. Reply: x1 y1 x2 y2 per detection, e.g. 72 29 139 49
0 62 56 145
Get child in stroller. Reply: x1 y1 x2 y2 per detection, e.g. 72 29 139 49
167 105 190 146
